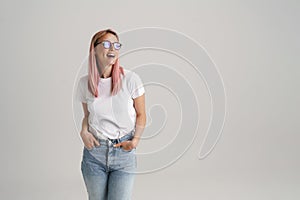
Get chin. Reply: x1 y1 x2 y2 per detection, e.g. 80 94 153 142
110 60 117 65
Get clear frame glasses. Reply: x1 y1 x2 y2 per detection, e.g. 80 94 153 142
94 40 122 50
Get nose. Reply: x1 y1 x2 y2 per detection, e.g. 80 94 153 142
109 44 114 50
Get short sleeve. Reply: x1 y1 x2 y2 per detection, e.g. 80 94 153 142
75 76 87 103
128 72 145 99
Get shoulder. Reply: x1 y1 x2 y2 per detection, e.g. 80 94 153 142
79 74 88 81
123 69 141 81
78 74 89 85
123 69 134 77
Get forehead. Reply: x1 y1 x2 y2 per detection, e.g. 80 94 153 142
99 33 118 42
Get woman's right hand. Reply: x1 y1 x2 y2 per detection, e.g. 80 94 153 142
80 131 100 150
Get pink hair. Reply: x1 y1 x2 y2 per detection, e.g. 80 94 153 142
88 29 125 97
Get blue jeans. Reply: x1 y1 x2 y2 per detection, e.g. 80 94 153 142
81 131 137 200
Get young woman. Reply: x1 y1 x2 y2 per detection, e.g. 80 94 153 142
76 29 146 200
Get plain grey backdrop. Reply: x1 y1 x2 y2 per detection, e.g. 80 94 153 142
0 0 299 199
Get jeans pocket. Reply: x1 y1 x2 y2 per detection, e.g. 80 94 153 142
84 146 95 151
120 146 136 153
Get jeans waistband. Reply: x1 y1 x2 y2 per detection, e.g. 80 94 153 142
89 126 135 145
107 132 134 145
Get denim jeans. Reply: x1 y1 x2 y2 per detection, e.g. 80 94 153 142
81 131 137 200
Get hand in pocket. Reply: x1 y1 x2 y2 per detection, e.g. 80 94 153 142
80 131 100 150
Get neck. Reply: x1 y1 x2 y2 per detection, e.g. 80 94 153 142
101 65 113 78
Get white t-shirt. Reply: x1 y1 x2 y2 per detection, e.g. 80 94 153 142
75 69 145 139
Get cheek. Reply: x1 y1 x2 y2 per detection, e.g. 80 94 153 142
101 50 108 56
96 48 107 55
98 52 107 60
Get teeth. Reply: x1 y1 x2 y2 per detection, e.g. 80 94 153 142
107 53 115 58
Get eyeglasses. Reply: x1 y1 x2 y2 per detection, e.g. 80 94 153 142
94 40 122 50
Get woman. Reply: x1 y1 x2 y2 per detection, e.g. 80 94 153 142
75 29 146 200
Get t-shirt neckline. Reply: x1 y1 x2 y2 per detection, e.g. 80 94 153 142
99 76 111 83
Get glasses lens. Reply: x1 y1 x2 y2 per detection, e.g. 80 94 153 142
113 42 122 50
102 41 111 49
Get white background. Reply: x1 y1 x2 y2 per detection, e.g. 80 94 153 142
0 0 299 199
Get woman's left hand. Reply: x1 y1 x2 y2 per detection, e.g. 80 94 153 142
114 138 139 151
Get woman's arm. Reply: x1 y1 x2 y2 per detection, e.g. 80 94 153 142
131 93 146 147
80 103 89 135
80 103 100 149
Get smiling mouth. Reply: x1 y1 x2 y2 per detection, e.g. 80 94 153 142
107 53 115 58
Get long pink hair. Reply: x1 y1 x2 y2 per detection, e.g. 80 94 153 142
88 29 125 97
